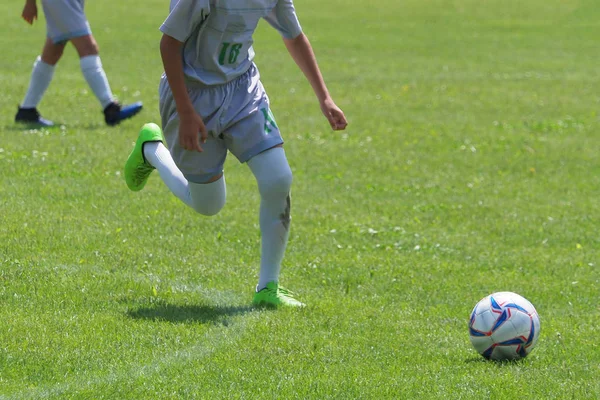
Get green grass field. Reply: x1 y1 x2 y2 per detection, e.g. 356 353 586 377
1 0 599 398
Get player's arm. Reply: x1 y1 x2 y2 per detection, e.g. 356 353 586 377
159 0 210 152
22 0 38 25
159 35 194 119
159 34 206 152
265 0 347 131
283 33 347 131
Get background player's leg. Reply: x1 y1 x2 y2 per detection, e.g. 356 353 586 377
71 35 113 108
40 37 66 66
71 34 142 125
247 146 293 290
16 38 65 125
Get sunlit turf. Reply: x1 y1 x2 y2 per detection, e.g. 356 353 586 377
1 0 599 398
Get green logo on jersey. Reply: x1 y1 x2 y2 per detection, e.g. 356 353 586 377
218 42 243 65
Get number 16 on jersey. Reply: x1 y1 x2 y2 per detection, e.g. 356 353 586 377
219 42 243 65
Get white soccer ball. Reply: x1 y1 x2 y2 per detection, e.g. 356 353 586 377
469 291 540 361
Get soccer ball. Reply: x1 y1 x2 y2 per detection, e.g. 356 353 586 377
469 291 540 361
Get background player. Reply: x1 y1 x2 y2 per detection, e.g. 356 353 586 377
16 0 143 127
124 0 347 307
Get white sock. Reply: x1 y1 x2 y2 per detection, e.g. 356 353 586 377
248 147 293 291
143 141 193 207
188 179 226 216
80 55 114 108
21 56 55 109
143 141 227 215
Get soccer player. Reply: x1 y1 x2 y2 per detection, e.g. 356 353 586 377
16 0 143 127
124 0 347 307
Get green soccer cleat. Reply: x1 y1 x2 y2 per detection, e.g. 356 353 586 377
252 281 305 308
124 122 165 191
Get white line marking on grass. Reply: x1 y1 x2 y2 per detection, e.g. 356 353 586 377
9 293 261 399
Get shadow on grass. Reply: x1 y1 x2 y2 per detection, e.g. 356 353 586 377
3 122 109 132
464 356 527 366
127 303 255 325
3 124 60 132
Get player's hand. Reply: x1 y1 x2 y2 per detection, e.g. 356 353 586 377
320 98 348 131
22 1 38 25
178 112 207 152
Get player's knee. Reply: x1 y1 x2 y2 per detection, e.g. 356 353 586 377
250 147 293 199
41 52 62 66
73 35 99 57
41 42 65 65
83 41 99 57
52 47 65 62
256 168 292 229
190 197 225 216
188 176 227 216
258 167 293 199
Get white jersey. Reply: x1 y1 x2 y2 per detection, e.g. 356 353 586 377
160 0 302 86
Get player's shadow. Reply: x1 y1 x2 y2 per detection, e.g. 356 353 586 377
127 303 254 325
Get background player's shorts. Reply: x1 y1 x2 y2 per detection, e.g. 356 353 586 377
42 0 91 44
159 64 284 183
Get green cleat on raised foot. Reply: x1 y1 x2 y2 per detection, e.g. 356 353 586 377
253 281 305 308
124 122 165 191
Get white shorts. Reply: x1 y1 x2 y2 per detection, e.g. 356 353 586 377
42 0 91 44
159 64 284 183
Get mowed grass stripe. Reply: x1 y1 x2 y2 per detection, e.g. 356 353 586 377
10 299 260 399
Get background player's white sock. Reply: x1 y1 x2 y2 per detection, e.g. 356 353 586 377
21 56 55 109
80 55 114 108
143 141 227 215
248 147 293 291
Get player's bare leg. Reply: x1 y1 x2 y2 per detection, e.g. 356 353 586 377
15 38 65 126
71 34 142 126
41 37 66 65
